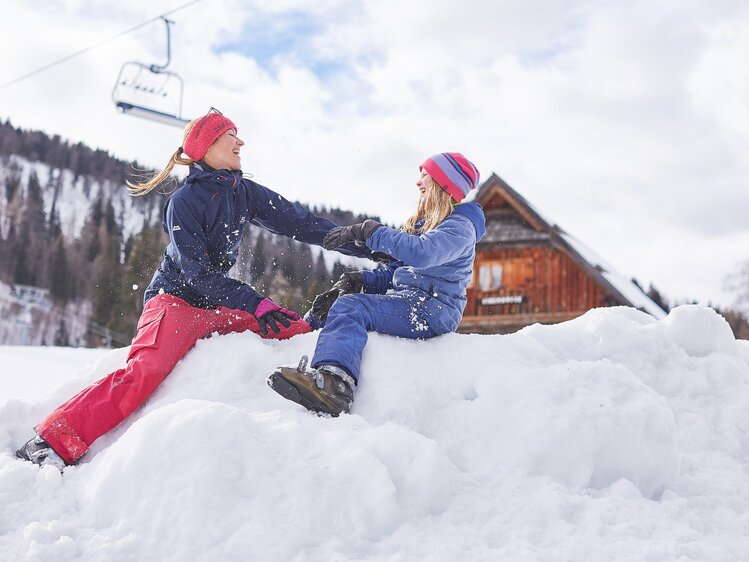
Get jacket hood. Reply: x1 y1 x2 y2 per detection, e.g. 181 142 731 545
452 202 486 242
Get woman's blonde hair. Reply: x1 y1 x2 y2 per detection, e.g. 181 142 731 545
126 118 200 196
402 177 455 234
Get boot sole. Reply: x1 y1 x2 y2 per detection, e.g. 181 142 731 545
267 370 343 417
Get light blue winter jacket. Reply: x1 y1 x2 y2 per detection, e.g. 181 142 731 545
360 202 486 332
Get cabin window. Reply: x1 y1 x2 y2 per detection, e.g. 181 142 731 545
479 263 503 291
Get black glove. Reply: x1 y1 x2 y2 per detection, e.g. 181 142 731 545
334 271 363 295
255 309 294 337
308 272 364 323
322 220 382 250
370 251 396 264
308 287 340 324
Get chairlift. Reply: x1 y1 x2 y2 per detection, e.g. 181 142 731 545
112 17 190 128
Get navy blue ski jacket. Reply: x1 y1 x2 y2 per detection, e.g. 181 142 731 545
359 202 486 332
144 164 366 315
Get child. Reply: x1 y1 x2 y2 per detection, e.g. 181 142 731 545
16 108 368 469
267 152 486 416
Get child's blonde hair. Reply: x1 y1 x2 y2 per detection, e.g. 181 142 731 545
126 119 199 196
402 177 455 234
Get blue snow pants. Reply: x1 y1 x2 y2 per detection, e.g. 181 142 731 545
311 290 454 382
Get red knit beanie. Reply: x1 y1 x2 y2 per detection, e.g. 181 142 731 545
420 152 480 203
183 113 237 161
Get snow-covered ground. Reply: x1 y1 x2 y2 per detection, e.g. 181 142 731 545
0 346 109 401
1 305 748 561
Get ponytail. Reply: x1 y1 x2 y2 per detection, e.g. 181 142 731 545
126 118 200 196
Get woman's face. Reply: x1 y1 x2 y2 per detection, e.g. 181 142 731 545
416 169 433 202
203 129 244 171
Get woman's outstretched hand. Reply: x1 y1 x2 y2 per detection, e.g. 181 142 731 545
322 220 382 250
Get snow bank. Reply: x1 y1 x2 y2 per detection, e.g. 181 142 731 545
1 304 749 561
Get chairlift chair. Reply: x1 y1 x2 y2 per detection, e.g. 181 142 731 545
112 17 190 128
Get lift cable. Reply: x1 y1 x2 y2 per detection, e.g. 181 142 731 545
0 0 206 91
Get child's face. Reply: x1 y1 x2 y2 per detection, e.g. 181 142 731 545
416 169 432 201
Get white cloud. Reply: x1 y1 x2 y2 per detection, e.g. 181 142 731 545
688 18 749 143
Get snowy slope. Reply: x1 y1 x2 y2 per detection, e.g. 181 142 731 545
1 305 748 561
0 155 160 242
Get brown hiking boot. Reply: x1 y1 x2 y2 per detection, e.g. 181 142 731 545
267 356 355 416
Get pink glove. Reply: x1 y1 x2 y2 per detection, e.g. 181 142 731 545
254 298 302 320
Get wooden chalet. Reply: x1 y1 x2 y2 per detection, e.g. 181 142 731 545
459 173 666 334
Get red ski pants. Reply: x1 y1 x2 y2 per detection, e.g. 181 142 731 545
36 294 311 464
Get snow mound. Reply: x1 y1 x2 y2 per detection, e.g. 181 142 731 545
662 304 738 357
1 304 749 561
83 399 455 554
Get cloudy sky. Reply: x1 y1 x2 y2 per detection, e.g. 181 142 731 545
2 0 748 310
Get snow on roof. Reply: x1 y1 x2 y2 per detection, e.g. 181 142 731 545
560 230 667 319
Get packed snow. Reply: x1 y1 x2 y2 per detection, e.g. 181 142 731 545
1 304 748 561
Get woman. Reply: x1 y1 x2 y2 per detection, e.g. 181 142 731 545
16 108 366 469
267 152 486 416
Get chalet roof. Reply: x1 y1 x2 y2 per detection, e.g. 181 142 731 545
483 209 551 244
473 173 666 319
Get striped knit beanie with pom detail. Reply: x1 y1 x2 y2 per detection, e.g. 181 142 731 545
183 113 237 161
420 153 480 203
